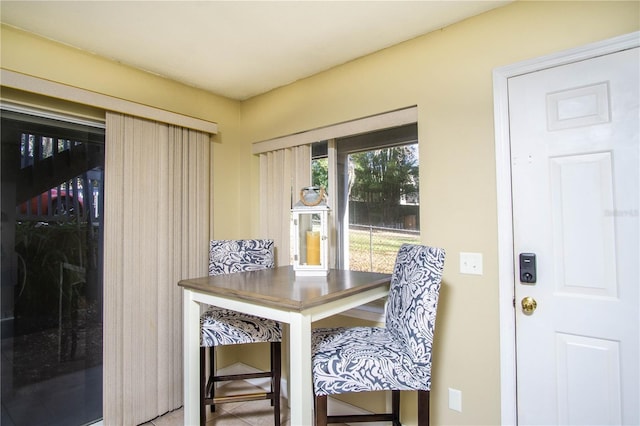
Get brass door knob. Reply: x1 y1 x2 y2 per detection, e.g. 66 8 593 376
521 296 537 315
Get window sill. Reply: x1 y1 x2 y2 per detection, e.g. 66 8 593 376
340 300 385 323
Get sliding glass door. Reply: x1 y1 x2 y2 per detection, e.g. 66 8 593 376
1 111 105 426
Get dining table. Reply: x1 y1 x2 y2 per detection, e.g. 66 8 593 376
179 265 391 426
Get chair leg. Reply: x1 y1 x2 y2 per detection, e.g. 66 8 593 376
272 342 282 425
209 346 216 413
392 390 401 426
199 347 206 426
418 390 430 426
202 341 282 424
270 342 276 406
315 394 328 426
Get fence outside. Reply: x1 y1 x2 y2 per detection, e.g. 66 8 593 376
348 224 420 273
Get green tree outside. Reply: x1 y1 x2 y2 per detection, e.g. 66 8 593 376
349 145 418 225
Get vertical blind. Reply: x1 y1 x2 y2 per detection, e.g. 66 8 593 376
103 112 211 424
259 145 311 266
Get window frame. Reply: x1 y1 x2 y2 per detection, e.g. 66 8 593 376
333 123 419 271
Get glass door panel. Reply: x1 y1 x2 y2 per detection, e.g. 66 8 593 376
1 112 105 426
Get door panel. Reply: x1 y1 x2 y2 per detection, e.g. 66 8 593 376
509 47 639 425
549 152 617 296
556 333 621 425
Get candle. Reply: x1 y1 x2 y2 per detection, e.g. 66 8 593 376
306 231 321 265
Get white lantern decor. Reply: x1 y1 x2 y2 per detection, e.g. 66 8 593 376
291 187 330 276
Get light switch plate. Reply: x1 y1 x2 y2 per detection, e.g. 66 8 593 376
460 252 483 275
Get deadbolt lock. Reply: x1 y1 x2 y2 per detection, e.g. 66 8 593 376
521 296 537 315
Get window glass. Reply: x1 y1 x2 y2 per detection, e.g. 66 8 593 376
312 156 328 192
313 123 420 274
1 111 105 426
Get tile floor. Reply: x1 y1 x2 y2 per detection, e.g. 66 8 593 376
140 365 357 426
141 379 292 426
140 380 358 426
141 401 290 426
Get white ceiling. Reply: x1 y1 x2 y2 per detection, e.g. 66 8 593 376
1 1 511 100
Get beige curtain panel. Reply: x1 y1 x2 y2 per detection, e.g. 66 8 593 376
103 112 211 425
259 145 311 267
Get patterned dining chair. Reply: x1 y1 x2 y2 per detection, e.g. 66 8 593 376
200 239 281 426
312 244 446 426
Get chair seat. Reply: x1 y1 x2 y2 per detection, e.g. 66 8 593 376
201 307 282 347
312 326 431 396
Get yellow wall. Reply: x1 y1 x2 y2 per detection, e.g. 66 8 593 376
2 1 638 425
240 1 639 425
0 23 250 240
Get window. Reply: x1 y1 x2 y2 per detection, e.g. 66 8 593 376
313 123 420 274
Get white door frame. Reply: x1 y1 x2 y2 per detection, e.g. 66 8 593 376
493 31 640 425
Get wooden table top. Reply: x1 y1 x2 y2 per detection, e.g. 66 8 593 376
178 266 391 311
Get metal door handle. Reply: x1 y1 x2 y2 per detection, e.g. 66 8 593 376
521 296 537 315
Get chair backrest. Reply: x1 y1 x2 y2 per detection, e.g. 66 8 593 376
209 239 275 276
384 244 446 364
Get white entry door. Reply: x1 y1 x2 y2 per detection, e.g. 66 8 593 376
509 47 639 425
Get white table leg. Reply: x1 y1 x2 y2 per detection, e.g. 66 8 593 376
183 290 200 426
288 312 313 426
